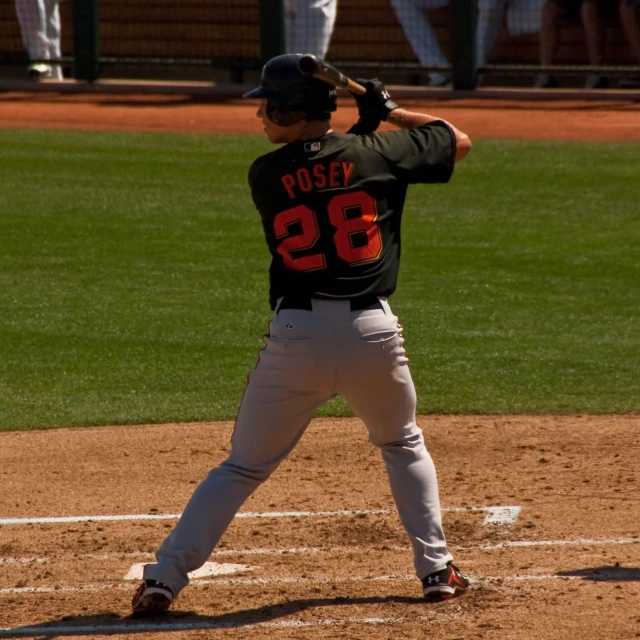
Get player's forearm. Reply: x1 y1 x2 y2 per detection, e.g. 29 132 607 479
387 108 472 162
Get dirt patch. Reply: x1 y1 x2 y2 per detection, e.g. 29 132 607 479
0 92 639 141
1 416 639 639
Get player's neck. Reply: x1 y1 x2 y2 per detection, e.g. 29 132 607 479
294 120 332 141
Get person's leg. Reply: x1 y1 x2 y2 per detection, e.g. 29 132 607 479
580 0 605 63
44 0 62 79
286 0 337 59
476 0 508 68
391 0 450 84
539 0 565 64
283 0 296 54
536 0 567 86
620 0 640 63
143 312 334 597
337 305 453 580
14 0 49 61
581 0 609 87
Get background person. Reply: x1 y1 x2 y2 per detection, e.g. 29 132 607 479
390 0 451 86
284 0 337 59
476 0 546 83
14 0 63 81
535 0 618 88
619 0 640 86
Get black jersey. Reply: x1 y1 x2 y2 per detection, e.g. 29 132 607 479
248 121 456 309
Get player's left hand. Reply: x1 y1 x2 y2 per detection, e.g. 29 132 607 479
346 79 381 134
352 78 399 122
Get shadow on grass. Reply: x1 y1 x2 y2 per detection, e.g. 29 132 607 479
0 594 425 637
556 565 640 581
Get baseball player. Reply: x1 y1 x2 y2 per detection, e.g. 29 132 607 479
390 0 451 86
132 53 472 616
536 0 633 88
476 0 546 72
285 0 338 59
619 0 640 87
14 0 63 81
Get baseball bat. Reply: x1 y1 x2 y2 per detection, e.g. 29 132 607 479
298 54 366 95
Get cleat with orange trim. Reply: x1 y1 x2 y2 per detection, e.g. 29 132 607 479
422 562 470 602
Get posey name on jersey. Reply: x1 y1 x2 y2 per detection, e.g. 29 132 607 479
281 161 355 199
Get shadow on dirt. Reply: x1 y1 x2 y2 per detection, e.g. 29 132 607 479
0 594 426 637
556 565 640 581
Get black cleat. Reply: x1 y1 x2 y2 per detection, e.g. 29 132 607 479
422 562 470 602
131 579 174 616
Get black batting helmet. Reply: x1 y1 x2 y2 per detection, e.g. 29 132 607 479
243 54 337 126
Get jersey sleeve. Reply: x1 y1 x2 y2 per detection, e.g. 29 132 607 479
248 155 265 193
359 120 457 184
248 154 271 209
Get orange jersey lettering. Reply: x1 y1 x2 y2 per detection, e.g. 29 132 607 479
280 162 357 199
313 163 328 189
342 162 355 186
281 174 296 199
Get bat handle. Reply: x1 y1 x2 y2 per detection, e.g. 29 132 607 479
346 78 366 95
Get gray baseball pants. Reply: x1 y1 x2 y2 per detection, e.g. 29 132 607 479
144 298 453 595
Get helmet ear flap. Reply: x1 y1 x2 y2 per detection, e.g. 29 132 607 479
265 101 307 126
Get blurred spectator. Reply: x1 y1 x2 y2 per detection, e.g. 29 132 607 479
284 0 337 59
14 0 63 81
390 0 451 86
619 0 640 86
535 0 638 88
477 0 546 80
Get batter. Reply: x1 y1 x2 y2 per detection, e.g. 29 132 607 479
132 53 472 616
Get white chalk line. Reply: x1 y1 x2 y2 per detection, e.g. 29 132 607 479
2 535 638 567
0 505 520 527
472 536 640 551
0 571 583 597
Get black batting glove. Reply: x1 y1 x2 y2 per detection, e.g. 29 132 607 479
352 78 399 122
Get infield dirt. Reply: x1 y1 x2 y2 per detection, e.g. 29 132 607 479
1 416 639 639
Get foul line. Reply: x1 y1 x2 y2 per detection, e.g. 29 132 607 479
0 505 520 527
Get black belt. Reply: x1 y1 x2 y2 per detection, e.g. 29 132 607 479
279 294 382 312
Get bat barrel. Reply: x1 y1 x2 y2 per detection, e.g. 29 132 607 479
296 54 366 95
298 54 320 77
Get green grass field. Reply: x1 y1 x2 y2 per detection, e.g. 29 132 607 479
1 129 638 431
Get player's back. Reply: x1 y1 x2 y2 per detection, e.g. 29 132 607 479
248 123 455 307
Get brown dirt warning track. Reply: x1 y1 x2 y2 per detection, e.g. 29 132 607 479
0 92 639 140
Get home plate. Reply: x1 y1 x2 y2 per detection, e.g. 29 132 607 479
124 562 256 581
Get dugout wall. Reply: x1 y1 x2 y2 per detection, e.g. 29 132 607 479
0 0 638 89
